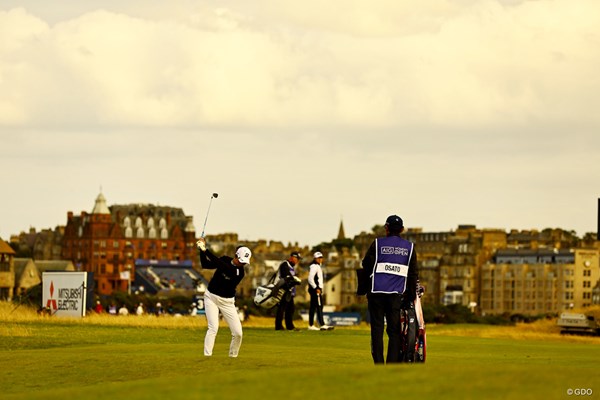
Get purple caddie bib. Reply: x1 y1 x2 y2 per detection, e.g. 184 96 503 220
371 236 413 294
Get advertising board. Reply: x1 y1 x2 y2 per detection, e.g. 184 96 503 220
42 272 89 317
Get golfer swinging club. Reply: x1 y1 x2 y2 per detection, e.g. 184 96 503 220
197 237 252 358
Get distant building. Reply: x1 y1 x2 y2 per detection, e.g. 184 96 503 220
403 224 599 314
480 248 599 315
13 258 41 297
61 192 197 295
322 245 360 309
35 260 76 274
0 238 16 300
337 219 346 240
9 226 64 260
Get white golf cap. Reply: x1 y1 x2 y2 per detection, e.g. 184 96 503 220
314 251 323 258
236 246 252 264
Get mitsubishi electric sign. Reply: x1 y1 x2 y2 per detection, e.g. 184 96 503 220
42 272 89 317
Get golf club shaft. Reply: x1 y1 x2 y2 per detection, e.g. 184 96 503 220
200 196 214 238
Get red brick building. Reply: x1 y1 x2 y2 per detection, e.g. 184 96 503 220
61 193 198 295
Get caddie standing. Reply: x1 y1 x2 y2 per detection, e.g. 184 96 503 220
358 215 418 364
197 237 251 358
275 251 302 331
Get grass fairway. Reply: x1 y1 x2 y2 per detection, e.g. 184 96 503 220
1 306 599 400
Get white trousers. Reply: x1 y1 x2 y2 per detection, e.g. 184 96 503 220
204 290 243 357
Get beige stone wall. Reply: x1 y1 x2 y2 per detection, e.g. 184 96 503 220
480 248 600 315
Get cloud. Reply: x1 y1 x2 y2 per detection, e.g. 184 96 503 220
0 0 599 132
0 1 599 244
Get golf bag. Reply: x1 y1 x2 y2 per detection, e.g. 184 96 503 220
400 282 426 363
254 272 301 309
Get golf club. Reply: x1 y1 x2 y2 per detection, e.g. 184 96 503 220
200 192 219 238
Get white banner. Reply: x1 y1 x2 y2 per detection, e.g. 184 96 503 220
374 262 409 277
42 272 88 317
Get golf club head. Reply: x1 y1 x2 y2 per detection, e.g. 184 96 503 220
212 193 219 198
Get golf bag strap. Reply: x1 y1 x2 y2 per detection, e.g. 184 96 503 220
267 271 278 285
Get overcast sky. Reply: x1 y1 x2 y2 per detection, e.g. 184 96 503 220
1 0 599 247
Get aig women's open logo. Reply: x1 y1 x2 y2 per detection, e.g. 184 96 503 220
381 246 409 256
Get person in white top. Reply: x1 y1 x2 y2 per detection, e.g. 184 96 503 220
307 252 333 331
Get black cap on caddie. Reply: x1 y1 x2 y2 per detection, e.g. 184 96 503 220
385 215 404 229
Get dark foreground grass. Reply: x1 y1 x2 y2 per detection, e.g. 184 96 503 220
1 320 598 400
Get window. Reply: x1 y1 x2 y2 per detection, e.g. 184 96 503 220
0 261 9 272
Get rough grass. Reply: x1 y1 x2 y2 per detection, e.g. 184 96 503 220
1 302 599 400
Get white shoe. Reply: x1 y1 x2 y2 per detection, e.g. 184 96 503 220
320 325 334 330
308 325 320 331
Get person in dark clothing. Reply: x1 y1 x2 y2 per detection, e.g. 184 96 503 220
275 251 302 331
358 215 418 364
197 237 251 357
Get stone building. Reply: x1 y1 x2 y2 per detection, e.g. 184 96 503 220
0 238 16 300
61 192 197 295
480 248 599 315
403 225 507 308
9 227 64 260
322 245 361 309
13 258 41 297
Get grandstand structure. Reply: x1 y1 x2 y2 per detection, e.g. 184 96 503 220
133 259 208 295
